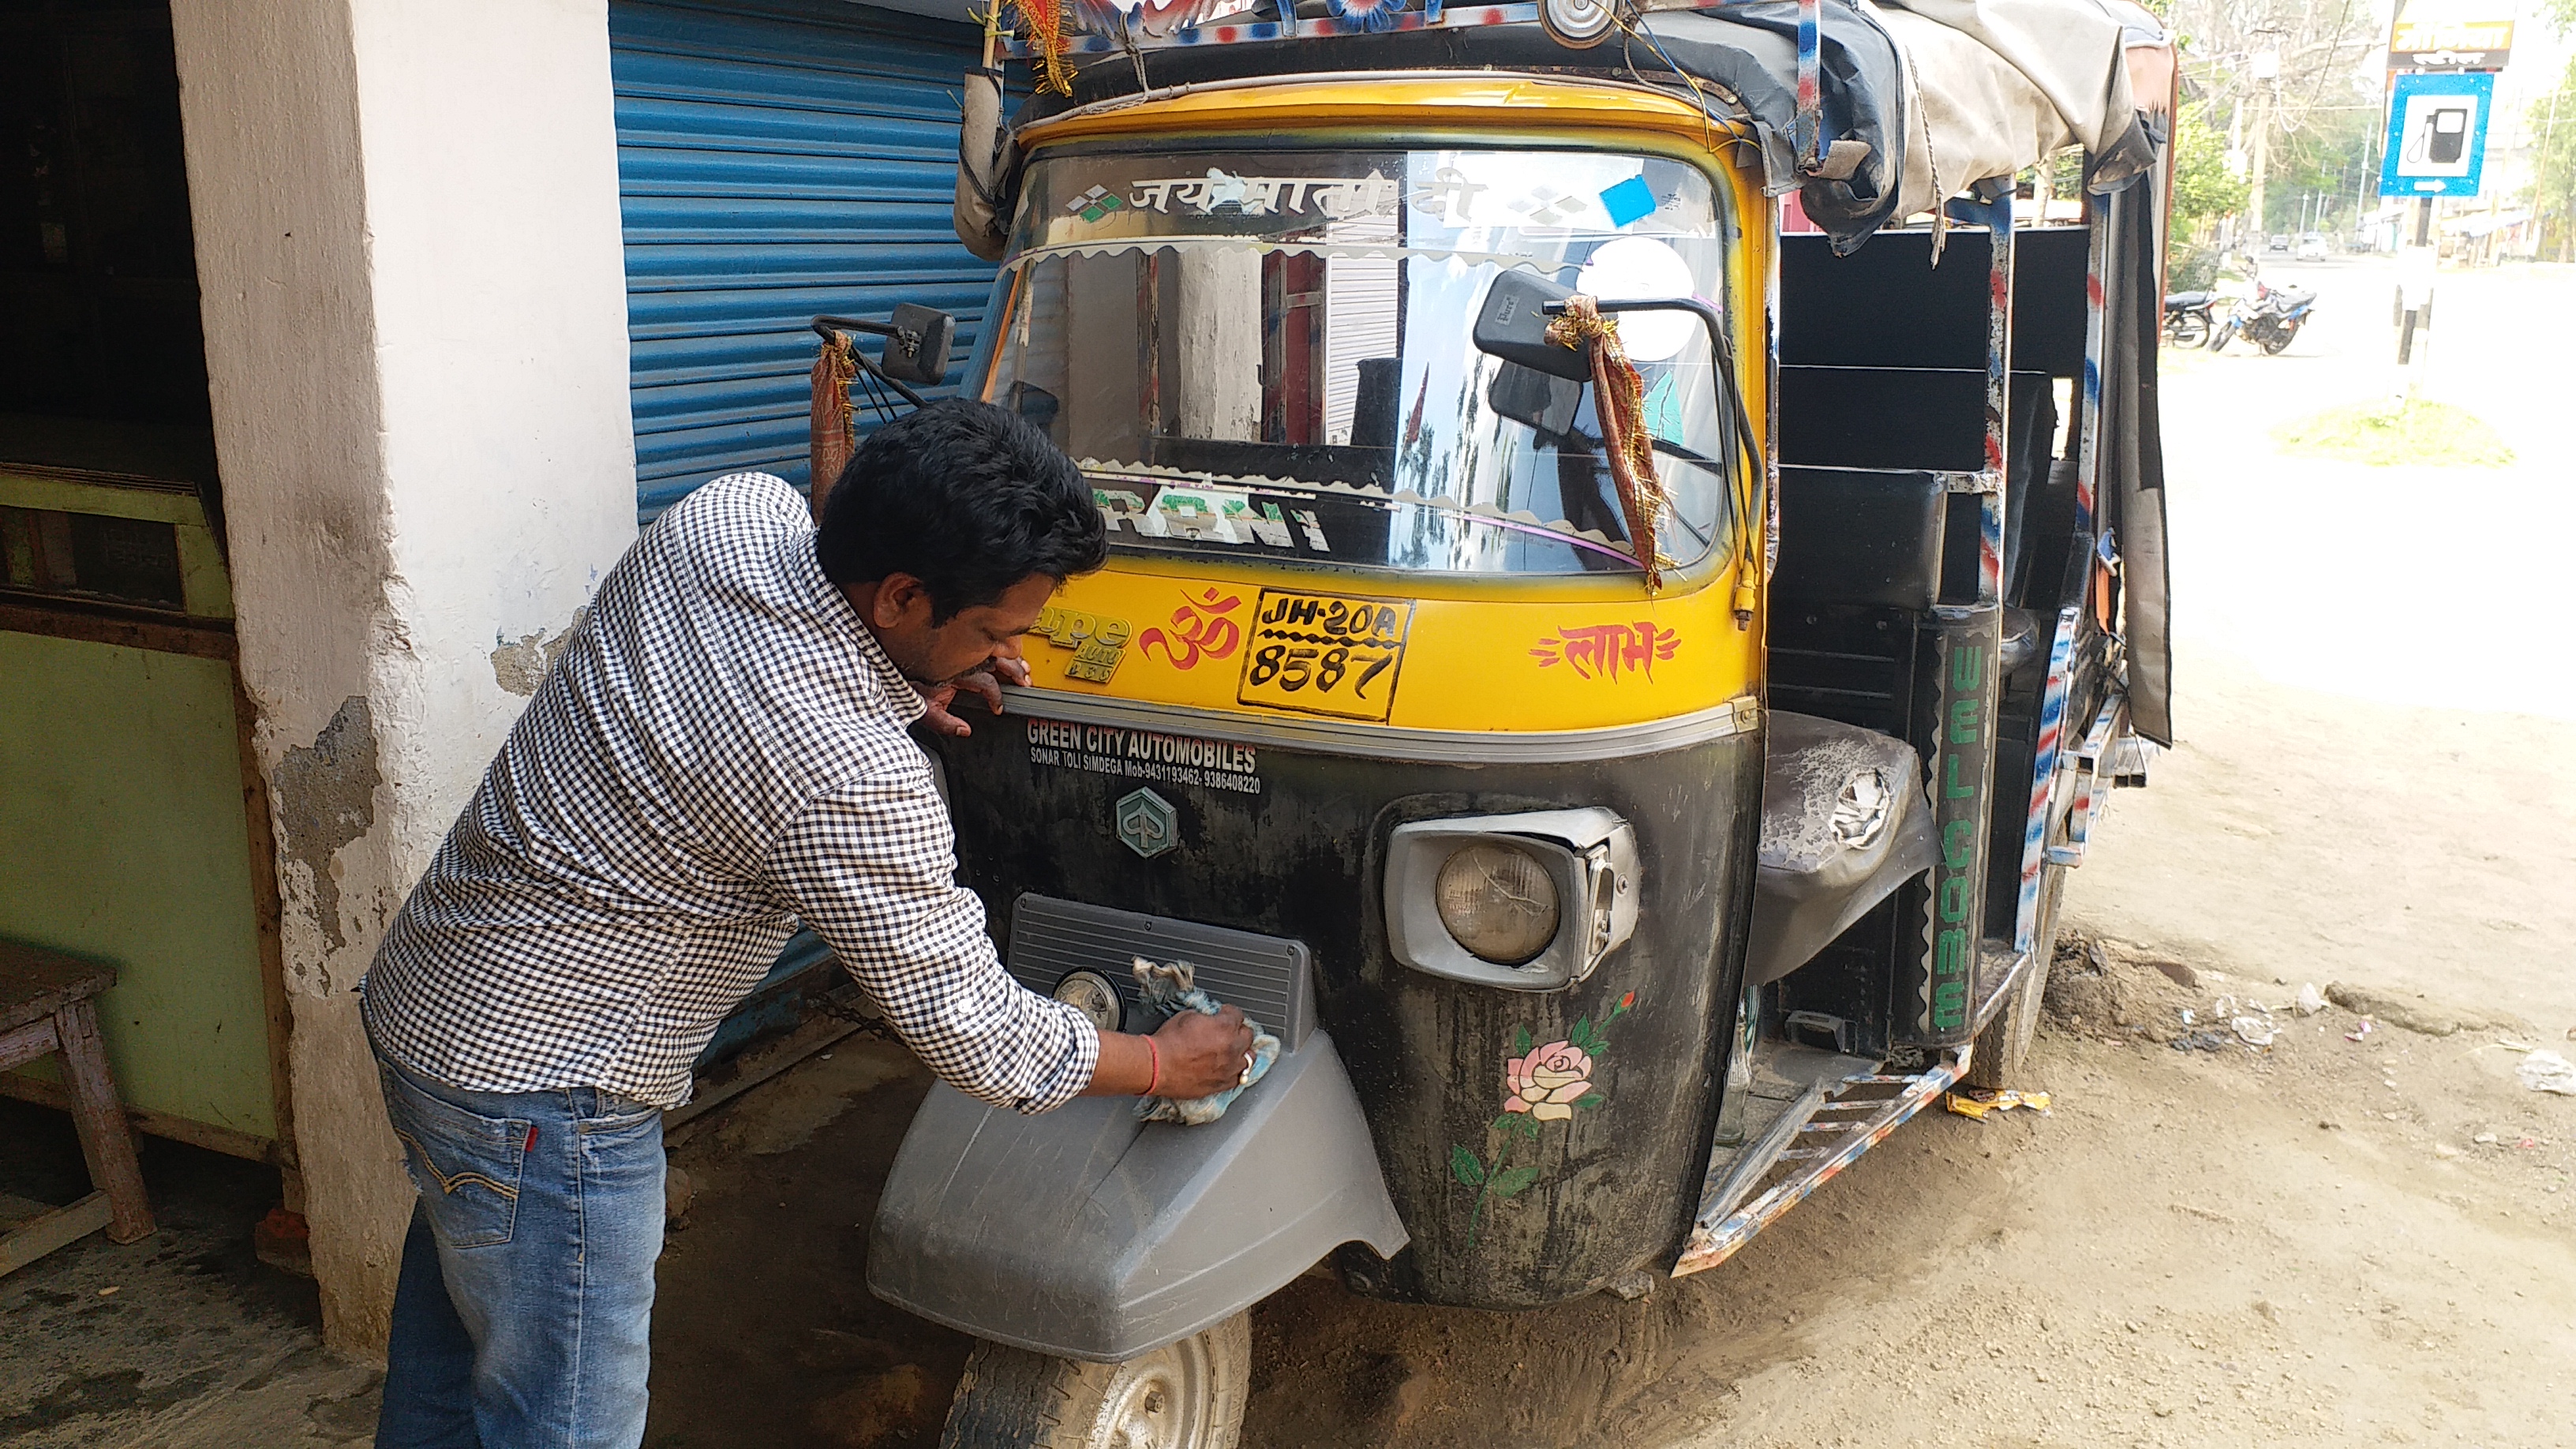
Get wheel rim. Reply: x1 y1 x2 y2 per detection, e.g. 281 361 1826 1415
1089 1336 1214 1449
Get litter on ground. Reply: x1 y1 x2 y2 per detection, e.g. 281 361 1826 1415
2516 1049 2576 1096
1945 1088 2051 1120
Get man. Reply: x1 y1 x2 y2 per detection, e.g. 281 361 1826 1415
361 399 1254 1449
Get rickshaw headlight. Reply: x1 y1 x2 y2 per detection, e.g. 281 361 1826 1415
1433 842 1563 965
1050 969 1125 1033
1384 809 1638 991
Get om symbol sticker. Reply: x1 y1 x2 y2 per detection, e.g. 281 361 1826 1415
1235 590 1412 722
1137 587 1245 672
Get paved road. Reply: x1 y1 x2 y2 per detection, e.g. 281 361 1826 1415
2160 254 2576 720
2078 254 2576 1031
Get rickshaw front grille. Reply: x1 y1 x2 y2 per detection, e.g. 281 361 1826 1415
1003 893 1314 1050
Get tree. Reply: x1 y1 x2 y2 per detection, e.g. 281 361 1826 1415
2263 102 2376 235
2168 102 2250 289
2537 59 2576 261
2172 101 2250 232
2165 0 2383 234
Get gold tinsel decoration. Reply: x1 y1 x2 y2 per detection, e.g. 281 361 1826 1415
1547 294 1673 590
807 331 856 521
1010 0 1076 97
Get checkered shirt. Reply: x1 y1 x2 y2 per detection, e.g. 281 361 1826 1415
361 471 1099 1112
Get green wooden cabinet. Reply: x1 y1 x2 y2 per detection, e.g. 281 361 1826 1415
2 463 283 1161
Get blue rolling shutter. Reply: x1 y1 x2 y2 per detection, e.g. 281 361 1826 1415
608 0 1003 1071
609 0 1001 523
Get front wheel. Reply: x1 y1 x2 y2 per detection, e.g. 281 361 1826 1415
2205 320 2235 352
1964 863 2067 1090
938 1314 1251 1449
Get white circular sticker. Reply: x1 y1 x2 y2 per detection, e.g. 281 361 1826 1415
1576 235 1706 364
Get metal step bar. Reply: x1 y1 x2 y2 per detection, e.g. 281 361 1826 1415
1672 1044 1969 1279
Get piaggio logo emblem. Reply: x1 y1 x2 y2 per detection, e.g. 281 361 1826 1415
1116 788 1178 859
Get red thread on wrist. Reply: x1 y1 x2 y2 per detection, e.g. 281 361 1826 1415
1141 1035 1162 1097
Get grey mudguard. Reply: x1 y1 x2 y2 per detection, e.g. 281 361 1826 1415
867 1032 1406 1363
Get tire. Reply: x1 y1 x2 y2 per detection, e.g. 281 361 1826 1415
2205 320 2234 353
2259 328 2293 356
2165 313 2208 347
1964 862 2067 1090
938 1314 1251 1449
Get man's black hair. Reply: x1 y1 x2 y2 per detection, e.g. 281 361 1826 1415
817 398 1107 621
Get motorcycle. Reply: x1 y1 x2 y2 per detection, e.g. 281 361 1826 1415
2208 279 2315 355
2162 290 2216 347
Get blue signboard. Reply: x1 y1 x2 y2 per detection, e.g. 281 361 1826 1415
2379 72 2494 198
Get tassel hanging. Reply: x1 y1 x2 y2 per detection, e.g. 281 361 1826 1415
1547 294 1673 590
807 331 857 522
1010 0 1076 97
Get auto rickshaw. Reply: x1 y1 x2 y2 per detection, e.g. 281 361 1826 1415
818 2 2180 1443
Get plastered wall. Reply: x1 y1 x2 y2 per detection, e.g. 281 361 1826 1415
170 0 638 1355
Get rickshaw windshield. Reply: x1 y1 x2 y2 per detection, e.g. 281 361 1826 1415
983 148 1739 578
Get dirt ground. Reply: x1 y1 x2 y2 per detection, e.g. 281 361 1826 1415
0 1104 376 1449
8 256 2573 1447
634 919 2575 1449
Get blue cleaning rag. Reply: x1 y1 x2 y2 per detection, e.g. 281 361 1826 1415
1132 956 1279 1126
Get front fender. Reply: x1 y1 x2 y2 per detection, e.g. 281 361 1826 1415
867 1032 1406 1363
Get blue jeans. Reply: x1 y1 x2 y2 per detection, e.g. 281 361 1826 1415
373 1050 665 1449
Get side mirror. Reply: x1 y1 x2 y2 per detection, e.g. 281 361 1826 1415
1472 269 1589 382
1487 361 1582 438
878 303 956 385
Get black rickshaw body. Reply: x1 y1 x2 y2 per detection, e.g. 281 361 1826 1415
884 80 1784 1317
866 57 2173 1363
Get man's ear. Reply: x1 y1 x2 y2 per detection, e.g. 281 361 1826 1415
869 572 934 630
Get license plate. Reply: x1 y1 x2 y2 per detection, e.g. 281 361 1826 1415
1234 589 1412 721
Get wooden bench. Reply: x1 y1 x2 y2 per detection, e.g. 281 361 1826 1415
1 941 155 1274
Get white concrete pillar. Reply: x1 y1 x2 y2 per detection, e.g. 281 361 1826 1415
170 0 639 1356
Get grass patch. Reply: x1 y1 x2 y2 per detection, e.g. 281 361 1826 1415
2271 399 2516 467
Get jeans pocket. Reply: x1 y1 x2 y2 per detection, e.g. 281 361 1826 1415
383 1071 528 1249
580 1095 662 1136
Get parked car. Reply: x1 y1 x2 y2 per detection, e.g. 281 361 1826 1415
2266 233 2290 252
2295 232 2328 260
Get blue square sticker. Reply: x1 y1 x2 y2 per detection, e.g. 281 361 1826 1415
1599 175 1657 229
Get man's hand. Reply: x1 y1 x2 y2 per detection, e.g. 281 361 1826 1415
918 655 1032 738
1149 1004 1258 1099
1080 1004 1259 1099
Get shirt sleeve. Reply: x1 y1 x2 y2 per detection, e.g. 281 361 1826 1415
763 765 1099 1114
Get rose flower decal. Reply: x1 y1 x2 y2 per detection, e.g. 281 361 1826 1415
1450 994 1634 1245
1503 1039 1597 1121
